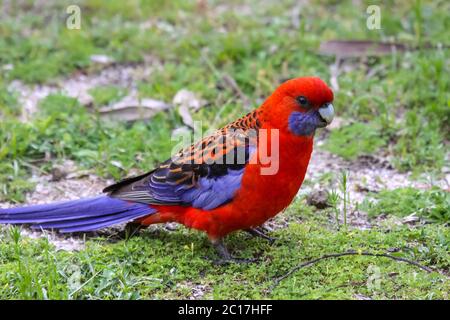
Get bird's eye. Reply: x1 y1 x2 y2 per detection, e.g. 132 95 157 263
296 96 310 108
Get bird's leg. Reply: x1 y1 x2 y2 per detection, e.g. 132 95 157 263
245 226 276 244
210 238 257 265
213 238 232 261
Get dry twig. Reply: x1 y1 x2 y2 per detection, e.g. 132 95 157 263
271 250 434 290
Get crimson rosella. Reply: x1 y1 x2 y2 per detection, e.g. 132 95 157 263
0 77 334 262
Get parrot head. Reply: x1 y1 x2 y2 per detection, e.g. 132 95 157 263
261 77 334 136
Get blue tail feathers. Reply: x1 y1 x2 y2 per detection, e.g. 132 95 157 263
0 196 155 233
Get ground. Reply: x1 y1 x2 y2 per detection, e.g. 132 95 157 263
0 0 449 299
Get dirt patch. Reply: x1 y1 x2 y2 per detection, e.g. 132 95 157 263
308 145 448 198
0 160 111 251
9 60 159 122
301 141 449 229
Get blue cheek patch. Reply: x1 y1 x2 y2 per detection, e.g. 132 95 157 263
288 111 321 136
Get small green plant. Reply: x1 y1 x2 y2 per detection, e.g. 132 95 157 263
328 189 340 228
327 171 351 230
6 227 68 299
341 171 349 229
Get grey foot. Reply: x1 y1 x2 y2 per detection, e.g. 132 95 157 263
211 239 258 265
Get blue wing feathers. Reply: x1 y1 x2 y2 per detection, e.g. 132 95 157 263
180 168 245 210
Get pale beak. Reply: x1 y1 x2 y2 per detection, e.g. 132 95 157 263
318 103 334 125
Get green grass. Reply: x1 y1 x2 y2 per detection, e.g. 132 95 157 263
0 93 179 202
0 0 449 299
324 123 388 160
0 200 448 299
362 187 450 224
89 86 128 108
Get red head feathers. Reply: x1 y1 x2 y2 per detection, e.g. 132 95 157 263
259 77 334 135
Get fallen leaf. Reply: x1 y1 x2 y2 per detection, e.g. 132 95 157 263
173 89 207 127
110 160 125 170
178 105 195 128
100 92 171 122
66 170 92 180
402 213 420 224
319 40 409 58
90 54 114 65
173 89 206 111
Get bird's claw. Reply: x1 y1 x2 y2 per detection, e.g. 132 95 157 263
210 238 259 265
245 227 276 244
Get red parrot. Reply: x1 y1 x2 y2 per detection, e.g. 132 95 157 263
0 77 334 262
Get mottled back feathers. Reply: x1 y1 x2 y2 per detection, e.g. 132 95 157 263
104 110 262 210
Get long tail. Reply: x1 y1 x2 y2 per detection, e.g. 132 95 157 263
0 196 156 233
